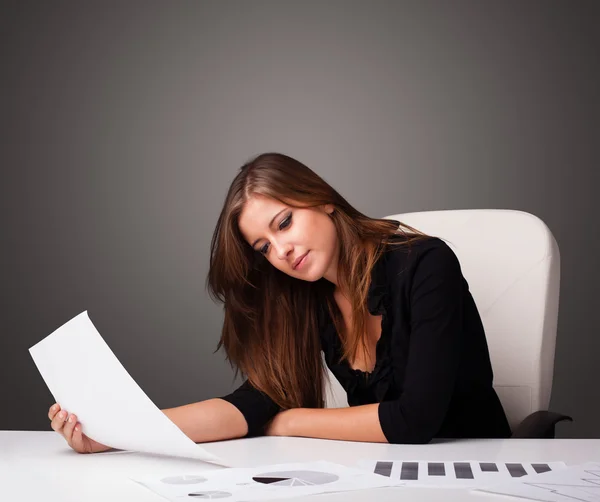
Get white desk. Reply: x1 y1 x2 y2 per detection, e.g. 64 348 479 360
2 431 599 502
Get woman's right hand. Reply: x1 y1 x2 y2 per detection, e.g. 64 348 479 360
48 403 112 454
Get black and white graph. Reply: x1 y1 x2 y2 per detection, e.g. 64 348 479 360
133 460 404 502
477 462 600 502
187 492 232 499
358 459 566 487
252 470 339 486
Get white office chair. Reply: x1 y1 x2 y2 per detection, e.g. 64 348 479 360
323 209 571 438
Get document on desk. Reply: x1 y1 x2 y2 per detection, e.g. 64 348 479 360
475 462 600 502
132 460 405 502
358 459 566 488
29 311 225 465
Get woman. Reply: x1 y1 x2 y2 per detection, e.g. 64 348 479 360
48 152 511 453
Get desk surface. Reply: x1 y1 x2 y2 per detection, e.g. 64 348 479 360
3 431 600 502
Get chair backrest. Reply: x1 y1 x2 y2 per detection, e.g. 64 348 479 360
323 209 561 430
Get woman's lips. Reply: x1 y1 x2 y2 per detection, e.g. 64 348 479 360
294 251 309 270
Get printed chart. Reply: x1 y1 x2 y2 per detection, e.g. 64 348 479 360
358 460 566 487
252 470 339 486
187 492 231 499
476 462 600 502
134 461 404 502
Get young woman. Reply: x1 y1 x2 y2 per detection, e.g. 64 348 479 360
48 152 511 453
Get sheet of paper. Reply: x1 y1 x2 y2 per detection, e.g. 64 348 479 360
29 311 225 465
475 462 600 502
133 460 405 502
357 459 566 488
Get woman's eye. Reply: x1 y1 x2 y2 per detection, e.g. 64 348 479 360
256 213 291 255
279 213 292 230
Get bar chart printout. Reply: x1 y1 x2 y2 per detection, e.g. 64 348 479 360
358 460 566 487
476 462 600 502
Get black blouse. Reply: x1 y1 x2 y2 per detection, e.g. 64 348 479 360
220 234 511 444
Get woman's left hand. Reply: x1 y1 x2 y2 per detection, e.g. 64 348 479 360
264 409 296 437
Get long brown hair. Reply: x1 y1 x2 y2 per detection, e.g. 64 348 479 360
207 153 430 410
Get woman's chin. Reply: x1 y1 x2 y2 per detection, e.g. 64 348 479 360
290 269 320 282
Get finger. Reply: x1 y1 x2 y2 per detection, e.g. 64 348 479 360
51 409 68 433
63 413 77 445
70 421 85 451
48 403 61 421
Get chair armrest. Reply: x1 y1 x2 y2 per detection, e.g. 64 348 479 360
511 410 573 438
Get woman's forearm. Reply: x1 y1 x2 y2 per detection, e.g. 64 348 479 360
270 403 388 443
162 398 248 443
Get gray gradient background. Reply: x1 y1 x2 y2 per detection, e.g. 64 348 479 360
2 1 598 437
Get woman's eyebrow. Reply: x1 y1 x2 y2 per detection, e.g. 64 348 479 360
251 208 287 248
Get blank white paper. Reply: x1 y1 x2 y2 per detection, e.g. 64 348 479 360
475 462 600 502
29 311 225 465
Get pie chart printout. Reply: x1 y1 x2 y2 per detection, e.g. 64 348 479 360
252 470 340 487
132 461 400 501
187 491 231 499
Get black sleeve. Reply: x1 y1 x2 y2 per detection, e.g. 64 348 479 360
378 242 465 444
219 379 282 437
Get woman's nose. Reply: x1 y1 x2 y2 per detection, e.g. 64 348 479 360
273 241 293 261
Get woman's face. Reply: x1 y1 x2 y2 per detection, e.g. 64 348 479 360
238 194 340 284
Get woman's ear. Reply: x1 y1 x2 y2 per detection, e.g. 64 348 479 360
324 204 335 215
